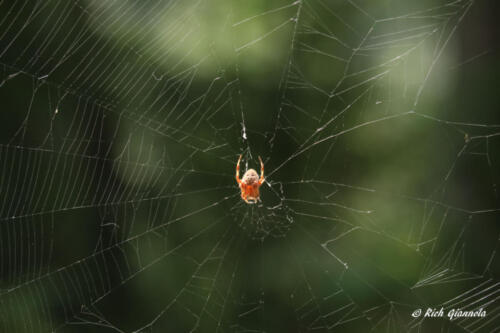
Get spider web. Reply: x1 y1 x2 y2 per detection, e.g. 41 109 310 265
0 0 499 332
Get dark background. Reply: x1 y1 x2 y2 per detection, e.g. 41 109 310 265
0 0 499 332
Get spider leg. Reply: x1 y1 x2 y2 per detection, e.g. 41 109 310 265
258 156 265 184
236 154 242 184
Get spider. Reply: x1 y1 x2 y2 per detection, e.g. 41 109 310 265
236 155 265 204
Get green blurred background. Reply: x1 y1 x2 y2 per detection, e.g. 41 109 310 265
0 0 499 332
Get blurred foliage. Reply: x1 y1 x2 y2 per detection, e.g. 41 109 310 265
0 0 499 332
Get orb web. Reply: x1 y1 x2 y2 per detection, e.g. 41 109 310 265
0 0 499 332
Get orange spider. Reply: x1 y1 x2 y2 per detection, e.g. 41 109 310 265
236 155 265 204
